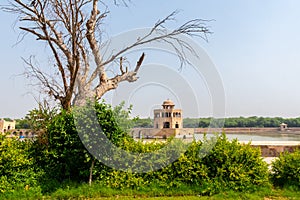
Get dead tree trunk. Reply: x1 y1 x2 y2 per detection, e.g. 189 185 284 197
4 0 210 110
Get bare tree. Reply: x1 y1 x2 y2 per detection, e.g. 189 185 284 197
3 0 210 110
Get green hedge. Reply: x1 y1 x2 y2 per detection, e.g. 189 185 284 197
271 149 300 188
0 134 42 194
99 134 270 194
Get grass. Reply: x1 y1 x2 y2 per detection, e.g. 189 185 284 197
0 184 299 200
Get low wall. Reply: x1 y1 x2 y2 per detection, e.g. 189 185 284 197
6 129 36 138
241 141 300 157
131 128 194 138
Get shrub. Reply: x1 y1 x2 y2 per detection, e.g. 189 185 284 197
0 134 42 194
98 134 270 194
201 134 270 193
31 101 135 192
271 149 300 188
31 109 90 186
99 138 184 189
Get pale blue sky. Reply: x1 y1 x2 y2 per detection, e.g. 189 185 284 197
1 0 300 118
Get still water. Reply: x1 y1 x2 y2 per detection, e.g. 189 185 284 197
193 133 300 142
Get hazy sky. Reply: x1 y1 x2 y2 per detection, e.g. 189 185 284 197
1 0 300 119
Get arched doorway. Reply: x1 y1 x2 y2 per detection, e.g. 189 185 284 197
163 122 170 128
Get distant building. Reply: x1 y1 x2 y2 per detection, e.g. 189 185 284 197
131 99 194 139
153 99 183 129
0 119 16 133
0 119 36 139
280 123 288 131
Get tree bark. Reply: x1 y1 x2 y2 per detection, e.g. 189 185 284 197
89 159 95 186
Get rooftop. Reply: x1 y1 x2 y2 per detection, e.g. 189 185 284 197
162 99 175 106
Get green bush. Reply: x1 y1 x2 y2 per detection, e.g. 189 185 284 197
271 149 300 188
98 134 270 194
201 134 270 193
31 109 90 187
99 138 184 189
30 101 135 193
0 134 42 194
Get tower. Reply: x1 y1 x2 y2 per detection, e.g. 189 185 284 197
153 99 183 129
0 119 16 133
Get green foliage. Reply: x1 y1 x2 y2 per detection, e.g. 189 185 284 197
201 134 269 193
134 117 153 128
100 138 184 189
33 109 90 184
15 118 30 129
25 103 57 132
112 102 139 133
183 118 209 128
29 100 135 193
3 118 13 122
0 134 42 194
3 99 300 200
98 134 269 194
271 149 300 188
5 101 300 198
94 101 133 145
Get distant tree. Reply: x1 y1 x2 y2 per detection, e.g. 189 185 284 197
3 0 210 110
15 119 30 129
134 117 153 128
198 118 211 128
224 118 238 127
3 118 13 122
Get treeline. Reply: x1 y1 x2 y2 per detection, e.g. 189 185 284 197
184 116 300 128
15 116 300 130
133 117 153 128
132 116 300 129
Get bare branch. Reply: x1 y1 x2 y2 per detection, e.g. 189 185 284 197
134 52 145 73
113 0 131 7
89 11 210 83
119 57 124 74
3 1 211 109
22 56 64 102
